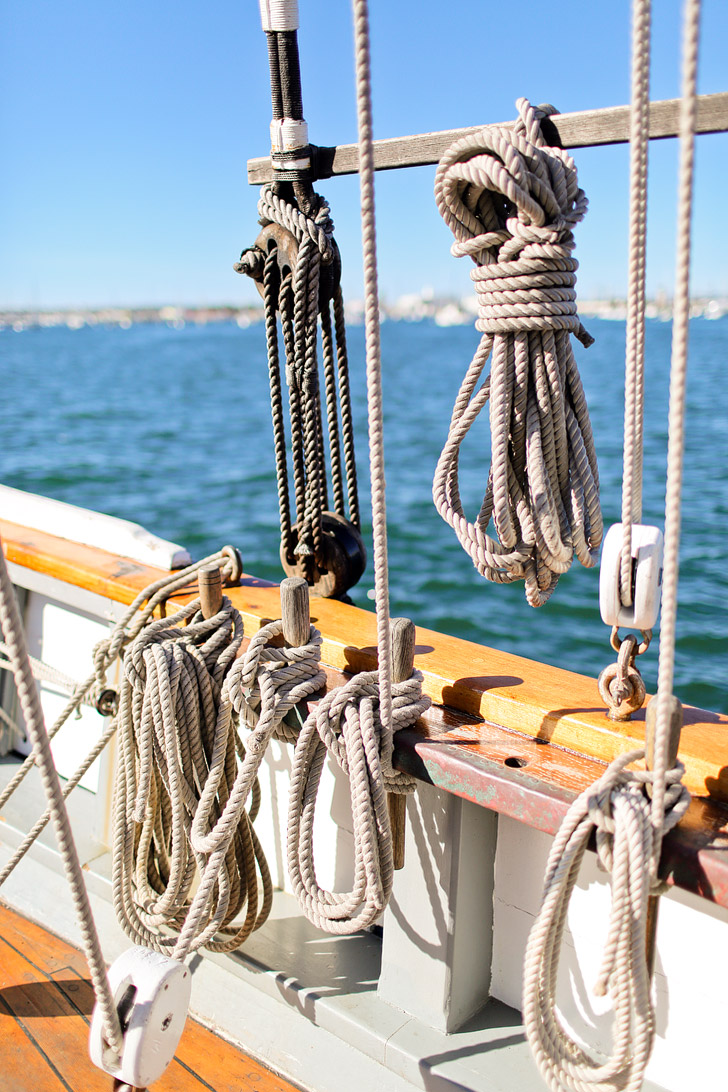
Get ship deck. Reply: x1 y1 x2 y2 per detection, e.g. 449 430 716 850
0 901 301 1092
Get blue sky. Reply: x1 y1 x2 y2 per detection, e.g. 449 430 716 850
2 1 726 310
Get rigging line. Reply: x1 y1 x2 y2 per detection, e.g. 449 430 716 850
0 534 123 1056
351 0 392 737
620 0 652 608
650 0 701 873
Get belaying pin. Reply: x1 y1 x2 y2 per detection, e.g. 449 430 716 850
89 946 191 1088
599 523 663 631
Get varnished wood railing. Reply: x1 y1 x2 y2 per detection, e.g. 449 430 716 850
3 519 728 907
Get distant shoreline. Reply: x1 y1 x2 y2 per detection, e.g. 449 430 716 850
2 294 727 332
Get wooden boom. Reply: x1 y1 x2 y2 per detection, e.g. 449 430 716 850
247 91 728 184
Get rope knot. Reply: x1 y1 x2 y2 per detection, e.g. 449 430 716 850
257 185 335 262
287 667 430 933
433 98 602 606
225 619 325 746
438 99 592 344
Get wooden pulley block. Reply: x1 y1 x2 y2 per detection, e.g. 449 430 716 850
251 222 341 306
281 511 366 599
89 946 190 1088
599 523 663 631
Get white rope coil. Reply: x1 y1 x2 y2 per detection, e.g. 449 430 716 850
433 98 602 606
523 751 689 1092
112 595 261 957
113 600 326 961
287 670 429 933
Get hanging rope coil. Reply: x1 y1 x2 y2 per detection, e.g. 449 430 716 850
523 750 689 1092
112 594 264 956
236 184 364 599
0 547 242 881
433 98 602 606
114 600 325 960
287 670 429 933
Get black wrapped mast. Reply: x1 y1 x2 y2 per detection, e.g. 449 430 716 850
259 0 312 202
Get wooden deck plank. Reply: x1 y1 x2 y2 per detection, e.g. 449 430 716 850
0 930 113 1092
0 902 302 1092
174 1019 305 1092
0 991 69 1092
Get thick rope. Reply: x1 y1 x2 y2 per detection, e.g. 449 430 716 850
254 185 361 582
0 547 242 864
650 0 700 874
173 618 325 959
433 99 602 606
523 752 689 1092
0 533 124 1056
620 0 652 606
112 598 326 961
287 670 429 933
0 545 241 1062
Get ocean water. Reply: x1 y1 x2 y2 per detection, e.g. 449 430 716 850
1 316 726 714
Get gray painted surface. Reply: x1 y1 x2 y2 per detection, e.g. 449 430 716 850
0 762 666 1092
379 784 497 1033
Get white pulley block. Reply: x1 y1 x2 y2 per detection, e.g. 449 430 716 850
89 946 191 1087
599 523 663 630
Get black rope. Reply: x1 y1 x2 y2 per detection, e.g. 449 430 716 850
263 250 292 558
265 32 283 120
277 31 304 121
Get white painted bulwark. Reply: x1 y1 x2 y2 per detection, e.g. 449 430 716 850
255 739 357 896
0 485 190 569
22 593 114 791
492 815 728 1092
378 784 496 1033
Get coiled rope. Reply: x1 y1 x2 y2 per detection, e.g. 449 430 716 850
523 0 700 1087
174 616 325 959
0 547 243 886
523 752 689 1092
113 598 326 959
433 98 602 606
287 670 428 933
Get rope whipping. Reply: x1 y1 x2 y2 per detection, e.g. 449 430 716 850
236 0 363 600
433 99 602 606
524 2 700 1086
